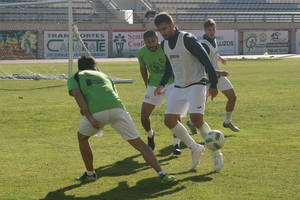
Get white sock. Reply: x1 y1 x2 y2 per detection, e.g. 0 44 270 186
173 135 180 146
224 112 232 124
147 129 154 138
158 171 166 176
171 123 198 150
86 170 95 175
188 119 194 126
198 122 211 140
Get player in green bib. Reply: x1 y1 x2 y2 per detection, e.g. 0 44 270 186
67 56 175 184
137 31 181 155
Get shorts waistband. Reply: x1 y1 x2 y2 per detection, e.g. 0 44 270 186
174 79 208 88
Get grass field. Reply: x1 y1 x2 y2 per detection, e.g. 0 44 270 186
0 58 299 200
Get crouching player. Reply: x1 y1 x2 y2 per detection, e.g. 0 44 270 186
67 56 175 184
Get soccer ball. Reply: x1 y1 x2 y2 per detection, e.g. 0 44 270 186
205 130 225 151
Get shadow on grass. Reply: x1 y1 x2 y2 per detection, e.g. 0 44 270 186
0 84 65 91
94 154 174 178
41 178 185 200
41 155 214 200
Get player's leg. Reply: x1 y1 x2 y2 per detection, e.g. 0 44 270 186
141 86 164 150
111 108 175 183
189 85 224 171
218 77 240 132
165 84 182 155
75 112 108 182
165 87 204 169
141 102 156 150
78 133 93 171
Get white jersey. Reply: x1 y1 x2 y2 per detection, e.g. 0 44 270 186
201 39 220 71
163 31 206 88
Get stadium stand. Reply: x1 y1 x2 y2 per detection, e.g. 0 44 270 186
0 0 127 23
149 0 300 22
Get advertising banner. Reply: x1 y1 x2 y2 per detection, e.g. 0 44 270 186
296 29 300 54
243 31 289 55
112 30 145 57
187 30 238 55
0 31 38 59
44 31 108 58
112 30 238 57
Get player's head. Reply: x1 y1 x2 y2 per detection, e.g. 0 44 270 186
154 12 176 40
143 31 159 52
204 19 216 39
78 56 96 71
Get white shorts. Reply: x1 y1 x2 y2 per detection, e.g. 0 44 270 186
165 84 207 115
217 76 234 91
78 108 140 140
143 84 173 106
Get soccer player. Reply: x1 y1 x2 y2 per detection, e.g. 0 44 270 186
67 56 175 183
154 12 224 171
137 30 181 155
200 19 240 132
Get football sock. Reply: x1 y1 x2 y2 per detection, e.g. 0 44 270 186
171 123 198 150
198 122 212 140
224 112 232 124
86 170 95 176
158 171 166 176
173 135 180 146
188 119 194 126
147 129 154 138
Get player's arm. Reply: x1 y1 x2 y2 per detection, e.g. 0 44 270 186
139 66 148 87
71 89 100 129
137 53 148 87
154 41 174 95
184 34 218 99
218 55 227 65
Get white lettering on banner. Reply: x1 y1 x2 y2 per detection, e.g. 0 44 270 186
243 31 289 55
296 29 300 54
44 31 108 58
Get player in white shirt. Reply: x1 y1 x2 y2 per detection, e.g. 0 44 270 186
197 19 240 132
154 13 224 171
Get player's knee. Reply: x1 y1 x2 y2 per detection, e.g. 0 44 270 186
140 113 150 122
77 132 89 142
164 117 177 129
190 118 204 129
229 94 237 102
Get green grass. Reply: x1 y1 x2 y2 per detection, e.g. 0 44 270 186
0 58 299 200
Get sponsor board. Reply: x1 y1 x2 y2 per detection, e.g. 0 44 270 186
0 31 38 59
44 31 108 58
243 31 289 55
112 30 238 57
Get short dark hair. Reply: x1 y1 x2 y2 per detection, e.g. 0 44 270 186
145 10 156 18
78 56 96 71
204 19 216 29
154 12 174 26
143 30 157 40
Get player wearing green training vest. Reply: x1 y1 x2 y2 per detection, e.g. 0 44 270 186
67 56 175 184
137 30 181 155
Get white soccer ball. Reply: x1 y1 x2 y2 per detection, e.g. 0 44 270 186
205 130 225 151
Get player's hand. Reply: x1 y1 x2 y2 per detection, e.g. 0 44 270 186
88 116 100 129
154 85 164 96
221 59 227 65
218 56 227 65
216 70 229 76
209 88 218 101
